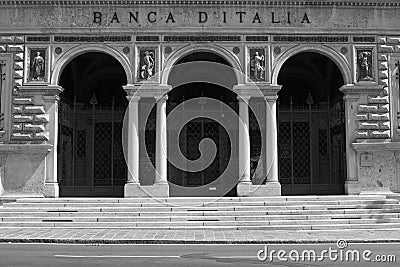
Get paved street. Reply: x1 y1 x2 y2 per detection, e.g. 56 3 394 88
0 243 399 266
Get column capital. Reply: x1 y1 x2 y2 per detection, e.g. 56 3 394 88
339 83 384 96
155 94 168 102
18 85 64 97
123 84 171 98
237 95 251 103
126 95 141 102
264 95 279 102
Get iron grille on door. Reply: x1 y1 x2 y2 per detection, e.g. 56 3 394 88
58 98 127 197
278 98 346 195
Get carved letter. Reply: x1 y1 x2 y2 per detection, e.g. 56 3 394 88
236 11 246 23
252 12 262 23
129 12 139 23
93 12 102 24
166 12 176 23
287 12 291 24
148 12 157 23
199 12 208 23
110 12 120 23
301 12 311 24
223 11 227 23
271 12 280 24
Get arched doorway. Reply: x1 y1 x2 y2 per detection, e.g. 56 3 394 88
166 51 243 197
58 52 128 197
277 52 346 195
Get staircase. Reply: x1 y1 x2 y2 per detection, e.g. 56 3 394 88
1 195 400 230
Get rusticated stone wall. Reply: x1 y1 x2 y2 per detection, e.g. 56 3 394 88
12 96 49 143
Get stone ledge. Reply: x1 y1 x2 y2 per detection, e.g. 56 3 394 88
0 144 52 154
352 141 400 152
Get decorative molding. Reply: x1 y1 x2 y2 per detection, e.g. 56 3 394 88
272 35 349 43
1 1 400 7
352 142 400 152
164 36 241 42
54 36 132 43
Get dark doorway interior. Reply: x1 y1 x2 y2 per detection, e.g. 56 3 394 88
58 52 128 197
165 52 242 197
277 52 346 195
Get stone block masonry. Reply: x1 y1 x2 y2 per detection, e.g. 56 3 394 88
356 94 390 140
11 97 48 142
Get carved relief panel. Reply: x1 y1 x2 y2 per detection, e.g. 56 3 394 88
137 47 157 82
25 45 50 84
354 46 375 82
247 47 269 83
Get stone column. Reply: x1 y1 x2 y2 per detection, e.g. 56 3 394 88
155 95 168 184
237 95 251 184
126 96 141 184
123 84 170 197
264 94 281 194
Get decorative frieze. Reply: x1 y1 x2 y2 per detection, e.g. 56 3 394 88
54 35 131 43
163 35 241 42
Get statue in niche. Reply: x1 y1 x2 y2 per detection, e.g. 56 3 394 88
250 50 265 81
31 51 45 81
357 51 373 81
140 50 155 80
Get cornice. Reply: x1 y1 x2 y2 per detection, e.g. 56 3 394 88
1 0 400 7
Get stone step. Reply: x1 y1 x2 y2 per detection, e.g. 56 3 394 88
7 199 397 208
1 222 400 231
14 195 388 203
0 210 400 221
1 206 400 214
1 214 399 222
3 202 399 211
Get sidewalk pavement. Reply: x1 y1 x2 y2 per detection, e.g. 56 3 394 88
0 228 399 244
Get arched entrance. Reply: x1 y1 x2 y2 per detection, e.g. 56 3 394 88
166 51 241 197
58 52 128 197
277 52 346 195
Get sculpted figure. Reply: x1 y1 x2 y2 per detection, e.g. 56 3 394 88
141 51 154 80
358 51 373 81
252 51 265 80
31 51 44 81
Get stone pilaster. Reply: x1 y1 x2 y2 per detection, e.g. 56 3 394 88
340 83 385 195
18 85 63 197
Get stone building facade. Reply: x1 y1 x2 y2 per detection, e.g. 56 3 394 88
0 0 399 198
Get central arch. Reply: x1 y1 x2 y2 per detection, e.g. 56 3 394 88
164 50 241 197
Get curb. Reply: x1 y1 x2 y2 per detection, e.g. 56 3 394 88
1 238 400 244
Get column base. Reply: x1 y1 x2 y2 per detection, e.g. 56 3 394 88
237 182 281 197
43 182 59 198
124 182 169 198
344 180 361 195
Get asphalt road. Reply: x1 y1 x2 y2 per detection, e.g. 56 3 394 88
0 243 399 267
